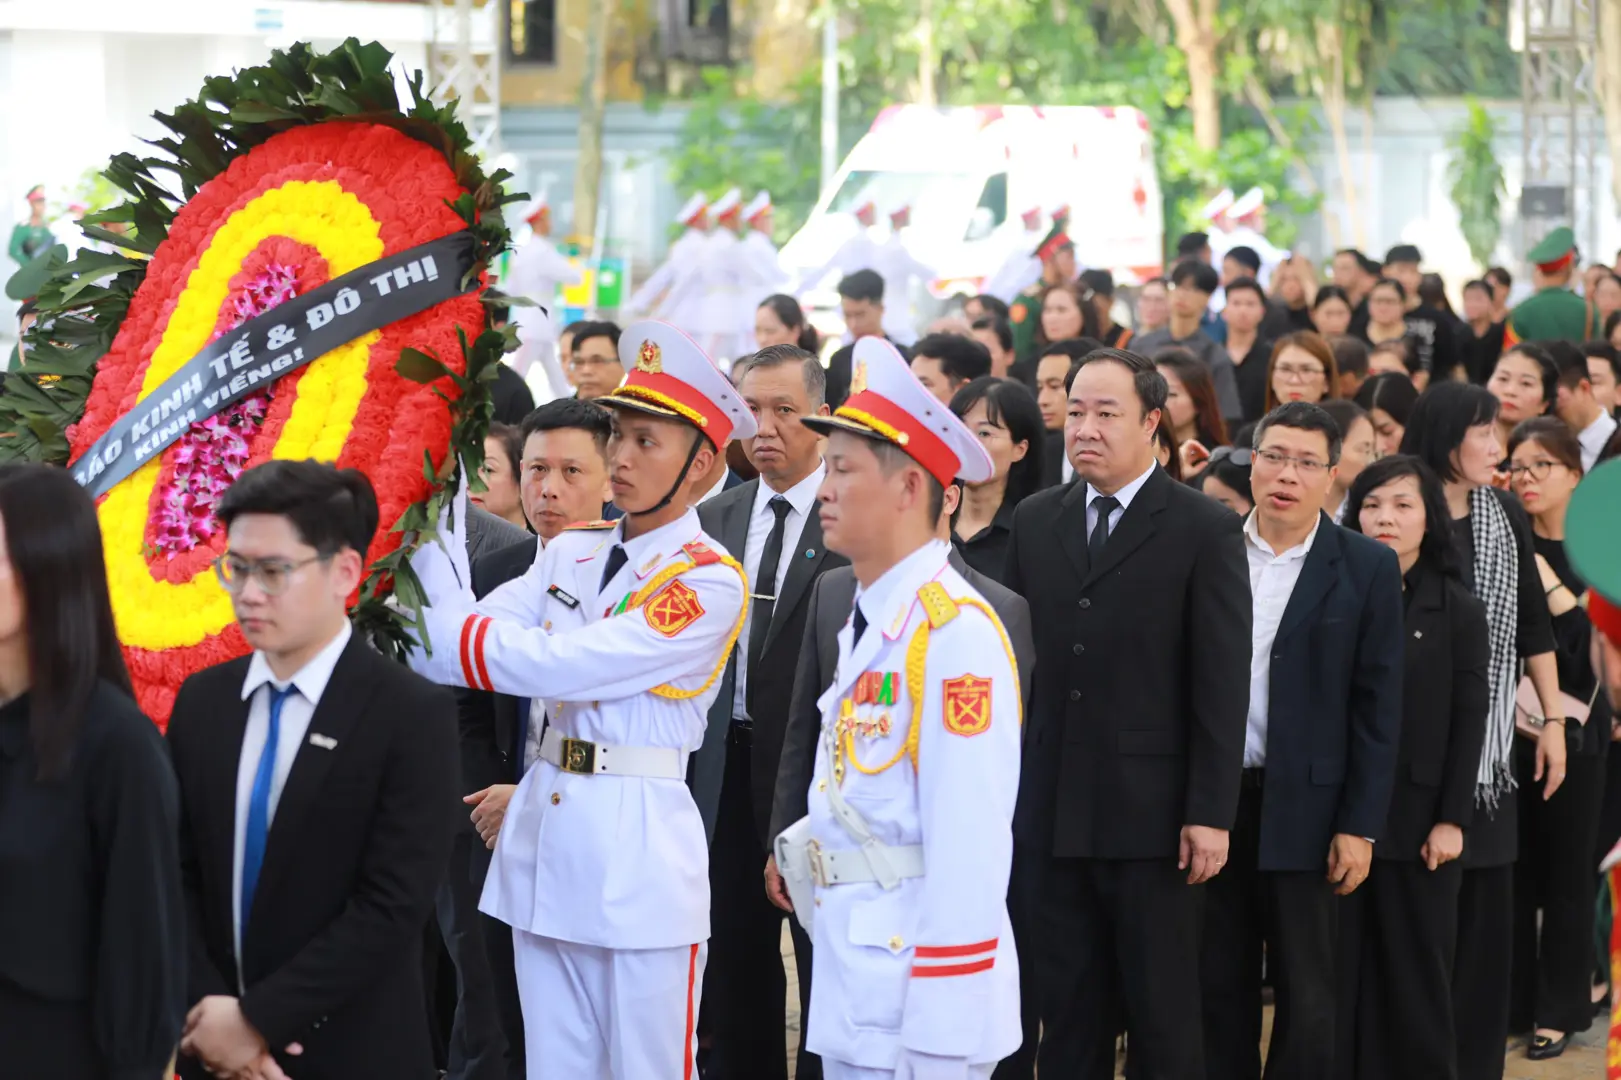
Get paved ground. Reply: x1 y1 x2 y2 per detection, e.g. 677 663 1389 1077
778 928 1607 1078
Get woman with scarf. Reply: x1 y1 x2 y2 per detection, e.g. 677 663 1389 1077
1401 383 1567 1080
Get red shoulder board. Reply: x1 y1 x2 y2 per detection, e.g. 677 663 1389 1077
683 540 722 566
563 519 616 532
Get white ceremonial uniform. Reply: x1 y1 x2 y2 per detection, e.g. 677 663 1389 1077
630 226 708 326
803 539 1022 1077
1212 224 1288 290
796 228 882 296
982 233 1042 304
693 227 748 362
872 234 936 347
506 234 582 399
739 226 787 348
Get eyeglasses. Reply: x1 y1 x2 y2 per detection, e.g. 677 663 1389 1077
1507 459 1566 481
1275 364 1325 382
213 553 330 596
1254 448 1330 476
1208 446 1254 468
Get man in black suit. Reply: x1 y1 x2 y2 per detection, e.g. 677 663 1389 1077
765 479 1035 1069
169 461 459 1080
1004 347 1252 1080
448 397 617 1079
824 269 911 409
689 344 846 1080
1199 402 1404 1080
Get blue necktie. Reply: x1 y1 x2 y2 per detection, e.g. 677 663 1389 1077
241 685 294 938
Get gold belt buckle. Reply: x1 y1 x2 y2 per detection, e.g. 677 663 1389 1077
807 839 827 888
560 737 597 775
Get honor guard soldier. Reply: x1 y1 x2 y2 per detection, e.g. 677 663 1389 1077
775 336 1023 1080
1007 209 1076 364
1508 225 1603 345
402 321 755 1079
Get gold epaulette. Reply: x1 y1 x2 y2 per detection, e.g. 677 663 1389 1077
917 582 960 628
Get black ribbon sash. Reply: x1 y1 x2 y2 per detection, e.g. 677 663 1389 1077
70 229 479 499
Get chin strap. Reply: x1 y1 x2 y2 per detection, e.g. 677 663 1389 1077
630 428 709 521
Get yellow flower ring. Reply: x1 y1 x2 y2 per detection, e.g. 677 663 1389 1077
67 122 484 723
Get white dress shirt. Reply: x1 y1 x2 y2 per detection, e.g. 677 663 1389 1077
1578 409 1617 473
1242 513 1321 768
732 463 826 722
233 620 352 968
1084 460 1158 537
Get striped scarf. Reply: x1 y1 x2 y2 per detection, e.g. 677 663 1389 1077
1469 487 1519 808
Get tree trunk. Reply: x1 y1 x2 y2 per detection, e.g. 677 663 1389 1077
1599 0 1621 212
1317 21 1364 249
1165 0 1221 151
1241 70 1338 246
917 0 937 105
572 0 613 246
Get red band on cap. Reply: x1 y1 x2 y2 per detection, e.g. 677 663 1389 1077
616 369 734 445
1536 251 1576 275
1591 592 1621 647
1038 232 1071 262
840 389 960 487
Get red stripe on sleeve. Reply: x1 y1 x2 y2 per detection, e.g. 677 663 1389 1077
458 615 480 689
683 942 699 1079
472 616 495 691
914 938 998 959
911 957 995 978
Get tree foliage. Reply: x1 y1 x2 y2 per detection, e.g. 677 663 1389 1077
1447 99 1506 269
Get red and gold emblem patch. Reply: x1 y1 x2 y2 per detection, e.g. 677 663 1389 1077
942 674 992 736
637 338 663 373
645 578 705 637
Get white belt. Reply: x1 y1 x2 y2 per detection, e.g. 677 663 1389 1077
806 838 925 888
538 728 684 779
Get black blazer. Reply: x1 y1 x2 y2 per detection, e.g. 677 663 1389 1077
459 536 540 794
1378 562 1490 861
1004 465 1253 860
690 477 848 846
768 551 1035 843
168 634 460 1080
1253 516 1405 871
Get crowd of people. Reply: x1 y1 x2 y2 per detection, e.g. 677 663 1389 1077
6 196 1621 1080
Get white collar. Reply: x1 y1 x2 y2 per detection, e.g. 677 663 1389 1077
240 621 353 704
1243 510 1323 559
610 508 704 581
1580 408 1617 448
752 461 826 520
852 539 951 641
1085 460 1158 513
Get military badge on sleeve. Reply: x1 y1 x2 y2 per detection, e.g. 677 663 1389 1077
942 674 992 737
644 578 706 637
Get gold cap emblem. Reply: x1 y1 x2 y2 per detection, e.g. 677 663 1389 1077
636 339 663 374
850 359 868 395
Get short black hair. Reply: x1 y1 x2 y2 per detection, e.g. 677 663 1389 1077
913 333 992 384
1384 244 1422 266
1223 276 1266 305
1370 276 1407 303
1223 246 1261 274
560 319 589 339
488 421 523 478
1582 341 1621 385
1176 231 1210 257
1253 401 1343 465
1079 268 1115 299
1462 278 1493 298
1319 398 1370 443
1313 284 1353 312
218 460 379 558
1045 337 1106 393
572 320 622 355
520 397 614 457
1399 382 1499 483
970 294 1010 322
1330 334 1369 378
1342 455 1456 575
1170 259 1220 295
1070 347 1168 418
838 268 885 304
947 377 1045 509
1485 266 1512 291
970 315 1013 354
733 343 827 409
1545 339 1589 392
1354 371 1420 427
1499 341 1561 414
1370 338 1418 375
869 438 945 522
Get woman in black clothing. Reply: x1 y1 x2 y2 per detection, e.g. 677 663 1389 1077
1220 277 1273 423
1401 384 1568 1080
948 376 1043 585
1313 284 1355 338
1461 279 1506 385
1339 455 1490 1080
0 465 185 1079
1505 418 1611 1059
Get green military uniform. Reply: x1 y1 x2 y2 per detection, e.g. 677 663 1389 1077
1508 226 1601 344
1009 218 1072 364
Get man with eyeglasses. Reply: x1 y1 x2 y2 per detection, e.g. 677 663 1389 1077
1199 401 1403 1080
167 460 460 1080
566 320 626 401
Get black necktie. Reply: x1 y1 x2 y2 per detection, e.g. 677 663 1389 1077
852 604 868 645
747 497 793 669
1089 495 1120 562
599 545 628 593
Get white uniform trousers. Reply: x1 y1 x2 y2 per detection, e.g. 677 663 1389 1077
823 1060 996 1080
512 930 706 1079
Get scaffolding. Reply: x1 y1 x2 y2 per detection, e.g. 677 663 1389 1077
1516 0 1601 262
427 0 502 158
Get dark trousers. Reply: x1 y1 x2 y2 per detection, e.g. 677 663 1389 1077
1453 864 1513 1080
434 827 524 1080
991 842 1044 1080
1511 739 1607 1034
1337 859 1462 1080
1201 778 1338 1080
1032 854 1206 1080
700 727 818 1080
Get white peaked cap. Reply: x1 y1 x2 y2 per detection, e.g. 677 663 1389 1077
675 192 709 226
1200 188 1236 220
1230 187 1265 218
743 191 772 221
599 321 757 443
801 337 994 485
519 193 549 221
710 187 743 217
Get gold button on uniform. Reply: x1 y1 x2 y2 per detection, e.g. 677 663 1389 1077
550 792 562 805
817 780 827 792
888 936 904 952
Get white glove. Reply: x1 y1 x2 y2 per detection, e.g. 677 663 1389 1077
895 1050 971 1080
